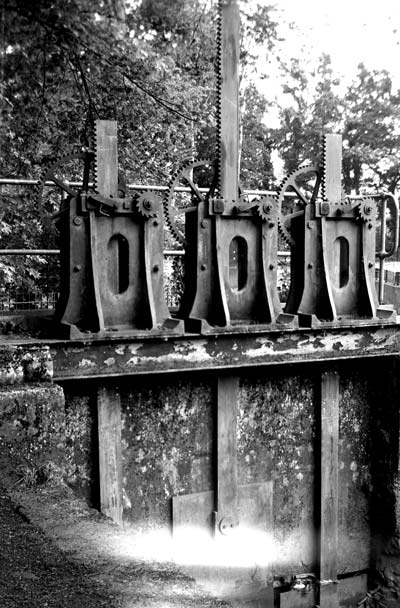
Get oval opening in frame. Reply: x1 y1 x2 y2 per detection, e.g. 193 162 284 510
229 236 248 292
334 236 349 288
108 234 129 294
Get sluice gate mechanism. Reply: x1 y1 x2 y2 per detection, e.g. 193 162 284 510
164 0 296 333
279 133 399 327
36 120 183 338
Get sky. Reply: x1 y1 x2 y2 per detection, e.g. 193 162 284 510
273 0 400 86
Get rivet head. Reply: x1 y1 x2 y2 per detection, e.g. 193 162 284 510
308 263 313 269
269 221 275 228
153 220 159 227
153 264 159 272
201 219 208 228
269 264 274 270
73 216 83 226
73 265 81 272
200 263 207 271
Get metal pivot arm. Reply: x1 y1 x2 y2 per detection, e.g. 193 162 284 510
376 193 399 304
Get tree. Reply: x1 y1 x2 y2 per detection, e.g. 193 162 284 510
0 0 219 295
273 54 343 175
240 83 275 189
342 64 400 194
0 0 218 184
0 0 282 297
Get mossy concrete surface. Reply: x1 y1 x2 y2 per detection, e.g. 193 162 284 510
0 384 65 483
121 375 214 528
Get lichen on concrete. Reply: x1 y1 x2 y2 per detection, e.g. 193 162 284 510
63 391 98 503
121 375 213 527
238 369 316 574
338 366 372 571
0 383 65 481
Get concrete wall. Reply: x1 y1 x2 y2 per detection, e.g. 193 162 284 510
1 354 399 603
29 360 393 581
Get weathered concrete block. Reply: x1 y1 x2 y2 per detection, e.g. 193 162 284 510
0 345 52 386
0 383 65 480
121 375 214 527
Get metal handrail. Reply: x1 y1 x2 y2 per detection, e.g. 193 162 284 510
0 177 293 197
0 248 291 257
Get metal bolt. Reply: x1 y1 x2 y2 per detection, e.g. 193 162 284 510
368 262 374 268
308 263 313 269
218 517 236 536
153 264 159 272
201 264 207 271
269 264 274 270
269 221 275 228
307 222 313 229
153 220 158 227
201 219 208 228
73 216 83 226
73 265 81 272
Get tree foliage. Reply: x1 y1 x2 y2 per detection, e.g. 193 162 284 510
272 54 400 195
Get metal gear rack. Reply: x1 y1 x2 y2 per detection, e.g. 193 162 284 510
164 0 296 333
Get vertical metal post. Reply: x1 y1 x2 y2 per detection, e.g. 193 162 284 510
97 385 123 525
215 375 239 533
319 370 339 608
218 0 240 210
95 120 118 198
378 198 387 305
